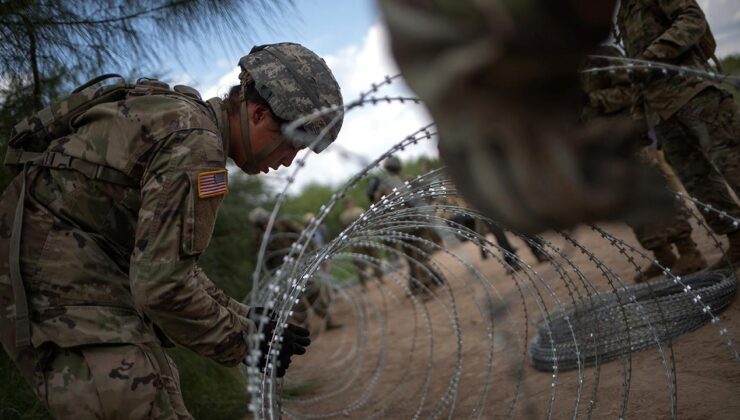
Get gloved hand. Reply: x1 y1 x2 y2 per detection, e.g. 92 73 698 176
248 307 311 377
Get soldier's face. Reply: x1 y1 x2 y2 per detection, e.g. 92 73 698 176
237 102 301 174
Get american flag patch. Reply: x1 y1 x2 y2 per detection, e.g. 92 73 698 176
198 170 228 198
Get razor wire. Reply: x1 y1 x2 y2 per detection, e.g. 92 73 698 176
242 63 740 419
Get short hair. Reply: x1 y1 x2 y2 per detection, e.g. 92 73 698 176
223 83 287 124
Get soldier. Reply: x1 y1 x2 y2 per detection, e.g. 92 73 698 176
371 156 445 296
617 0 740 269
581 45 708 282
249 207 305 274
250 207 337 330
0 43 342 418
436 189 548 272
377 0 672 234
339 197 383 288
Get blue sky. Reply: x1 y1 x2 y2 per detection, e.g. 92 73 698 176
160 0 381 95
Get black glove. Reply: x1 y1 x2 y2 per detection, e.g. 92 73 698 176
248 308 311 377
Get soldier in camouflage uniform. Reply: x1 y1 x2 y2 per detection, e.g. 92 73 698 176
581 45 707 282
339 198 383 289
249 207 337 329
438 191 548 272
617 0 740 269
371 157 445 296
378 0 674 234
249 207 305 274
0 43 342 418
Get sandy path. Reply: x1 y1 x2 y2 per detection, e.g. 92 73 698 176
280 223 740 419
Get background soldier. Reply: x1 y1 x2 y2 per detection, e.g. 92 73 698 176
617 0 740 270
371 157 445 296
437 190 548 272
250 207 305 274
339 198 384 289
0 42 341 418
250 207 338 331
581 45 708 282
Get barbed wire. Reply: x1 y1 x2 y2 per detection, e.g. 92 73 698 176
243 62 740 419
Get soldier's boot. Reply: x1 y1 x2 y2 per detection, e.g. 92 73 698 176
532 249 549 264
708 230 740 271
504 254 522 274
634 244 677 283
671 237 708 276
325 316 343 330
373 268 385 283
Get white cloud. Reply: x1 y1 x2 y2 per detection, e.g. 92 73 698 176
200 22 436 194
703 0 740 56
201 67 240 101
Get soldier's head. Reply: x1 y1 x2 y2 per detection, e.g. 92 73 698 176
383 156 402 174
225 42 344 175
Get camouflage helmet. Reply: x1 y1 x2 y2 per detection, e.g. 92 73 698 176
239 43 344 153
383 156 402 173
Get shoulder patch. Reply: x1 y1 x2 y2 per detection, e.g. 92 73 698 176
198 170 228 198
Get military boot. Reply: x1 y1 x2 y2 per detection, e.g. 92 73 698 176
671 236 707 276
504 254 522 274
634 244 677 283
708 230 740 271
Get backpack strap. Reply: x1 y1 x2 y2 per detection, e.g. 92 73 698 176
11 164 31 348
19 151 137 187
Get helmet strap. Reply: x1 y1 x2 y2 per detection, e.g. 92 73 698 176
238 99 258 173
255 136 287 162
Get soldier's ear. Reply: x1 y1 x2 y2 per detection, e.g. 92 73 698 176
250 103 271 124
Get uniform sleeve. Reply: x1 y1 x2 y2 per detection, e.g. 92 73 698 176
588 86 634 115
130 129 252 367
646 0 707 60
191 266 252 319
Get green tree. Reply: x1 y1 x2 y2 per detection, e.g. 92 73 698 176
720 54 740 105
721 54 740 75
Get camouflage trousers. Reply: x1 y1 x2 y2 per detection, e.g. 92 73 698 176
629 148 693 250
656 87 740 235
351 245 383 288
290 280 334 325
23 342 190 419
404 227 444 294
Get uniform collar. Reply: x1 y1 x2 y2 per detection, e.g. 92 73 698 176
206 97 231 159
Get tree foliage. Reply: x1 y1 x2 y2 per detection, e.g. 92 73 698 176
0 0 291 108
720 54 740 104
721 54 740 75
283 156 443 240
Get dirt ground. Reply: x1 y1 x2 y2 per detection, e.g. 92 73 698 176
280 223 740 419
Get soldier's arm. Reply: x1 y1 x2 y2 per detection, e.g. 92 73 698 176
130 129 253 367
588 86 634 115
645 0 707 60
191 266 251 318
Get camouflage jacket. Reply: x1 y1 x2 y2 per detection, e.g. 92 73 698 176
581 68 634 120
0 84 253 366
372 172 405 205
617 0 715 121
